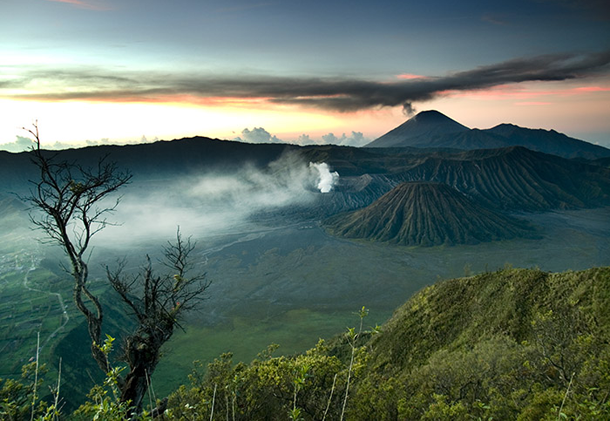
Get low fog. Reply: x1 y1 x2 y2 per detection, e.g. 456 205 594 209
96 152 339 247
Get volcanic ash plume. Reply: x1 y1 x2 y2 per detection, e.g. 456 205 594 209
310 162 339 193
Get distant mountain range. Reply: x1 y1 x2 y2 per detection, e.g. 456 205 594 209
2 118 610 247
324 182 536 246
366 110 610 160
0 137 292 193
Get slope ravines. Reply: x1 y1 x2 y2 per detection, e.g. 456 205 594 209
392 146 610 211
323 181 537 246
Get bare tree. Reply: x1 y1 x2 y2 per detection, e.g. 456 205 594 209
107 230 210 411
25 123 132 374
24 124 209 414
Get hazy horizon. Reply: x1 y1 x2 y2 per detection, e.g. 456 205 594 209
2 108 610 153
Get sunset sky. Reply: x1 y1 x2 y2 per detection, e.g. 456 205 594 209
1 0 609 150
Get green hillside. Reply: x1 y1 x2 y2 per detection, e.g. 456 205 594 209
165 266 610 420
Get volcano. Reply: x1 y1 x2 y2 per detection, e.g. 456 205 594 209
323 182 536 246
366 110 469 148
367 110 610 159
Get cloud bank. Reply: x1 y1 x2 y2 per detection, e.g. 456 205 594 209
0 136 36 153
234 127 283 144
234 128 370 147
3 50 609 114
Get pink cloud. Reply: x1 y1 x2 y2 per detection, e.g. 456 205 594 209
396 74 429 80
45 0 111 10
515 101 552 106
447 83 610 101
444 85 540 100
573 86 610 92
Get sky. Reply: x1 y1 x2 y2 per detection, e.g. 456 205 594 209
1 0 609 151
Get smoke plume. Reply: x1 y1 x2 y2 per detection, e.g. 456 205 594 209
310 162 339 193
5 50 609 114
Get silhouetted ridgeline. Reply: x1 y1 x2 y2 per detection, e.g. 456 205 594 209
0 137 296 192
367 110 610 160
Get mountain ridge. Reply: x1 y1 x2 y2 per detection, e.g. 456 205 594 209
367 110 610 159
391 146 610 211
2 137 610 220
165 266 610 419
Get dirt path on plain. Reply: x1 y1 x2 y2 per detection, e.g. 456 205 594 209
23 267 70 353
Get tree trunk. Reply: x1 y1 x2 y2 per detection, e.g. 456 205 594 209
121 334 163 414
121 362 154 414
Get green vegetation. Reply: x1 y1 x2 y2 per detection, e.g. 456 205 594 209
2 127 610 418
0 268 69 376
152 309 365 398
165 266 610 420
0 361 49 420
2 265 609 419
361 266 610 419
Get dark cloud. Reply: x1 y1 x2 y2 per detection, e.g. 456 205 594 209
402 102 417 117
2 50 610 113
539 0 610 20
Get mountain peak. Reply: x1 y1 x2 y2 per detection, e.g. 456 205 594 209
410 110 460 123
366 110 470 148
366 111 610 159
324 181 535 246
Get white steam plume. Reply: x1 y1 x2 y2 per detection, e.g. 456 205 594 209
310 162 339 193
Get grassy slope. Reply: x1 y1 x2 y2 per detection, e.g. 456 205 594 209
165 266 610 420
351 266 610 419
369 266 610 375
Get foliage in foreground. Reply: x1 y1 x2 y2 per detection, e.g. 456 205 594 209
3 266 609 419
166 266 610 420
0 362 49 420
166 307 372 420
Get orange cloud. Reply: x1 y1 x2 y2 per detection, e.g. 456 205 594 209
9 93 271 110
396 74 429 80
573 86 610 92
